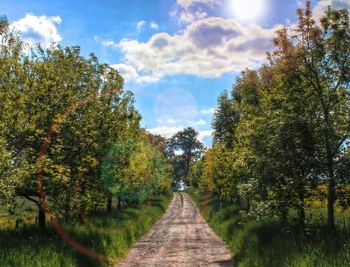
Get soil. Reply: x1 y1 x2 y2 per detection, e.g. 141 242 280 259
115 192 234 267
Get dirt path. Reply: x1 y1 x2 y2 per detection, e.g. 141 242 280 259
115 192 233 267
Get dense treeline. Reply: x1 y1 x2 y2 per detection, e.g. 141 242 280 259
0 17 172 230
189 2 350 230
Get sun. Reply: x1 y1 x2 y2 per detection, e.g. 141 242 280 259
229 0 265 22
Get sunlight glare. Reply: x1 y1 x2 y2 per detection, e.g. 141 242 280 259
229 0 265 21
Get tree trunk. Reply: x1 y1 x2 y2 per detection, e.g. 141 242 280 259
38 207 46 231
246 198 250 212
298 193 305 232
118 197 122 210
326 140 335 229
281 207 288 226
107 197 112 214
327 171 335 229
323 113 335 229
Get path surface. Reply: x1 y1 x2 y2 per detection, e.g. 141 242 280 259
115 192 233 267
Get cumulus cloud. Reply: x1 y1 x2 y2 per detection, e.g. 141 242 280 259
110 64 160 83
179 11 208 23
198 130 213 143
149 127 183 138
118 17 281 79
11 13 62 48
313 0 350 23
135 20 159 32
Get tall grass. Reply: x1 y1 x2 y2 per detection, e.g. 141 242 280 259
187 187 350 267
0 191 172 267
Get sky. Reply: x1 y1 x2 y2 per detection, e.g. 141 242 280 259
1 0 349 147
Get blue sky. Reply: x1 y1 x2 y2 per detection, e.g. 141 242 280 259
1 0 349 146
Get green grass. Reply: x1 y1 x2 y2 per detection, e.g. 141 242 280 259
187 187 350 267
0 197 38 228
0 191 173 267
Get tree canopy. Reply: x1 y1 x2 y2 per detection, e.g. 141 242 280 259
0 17 172 229
190 2 350 229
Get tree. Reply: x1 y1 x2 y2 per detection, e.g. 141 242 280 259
0 17 28 212
205 3 350 229
167 127 204 186
0 25 143 228
188 156 205 187
144 131 168 156
269 2 350 228
102 133 172 207
212 90 239 148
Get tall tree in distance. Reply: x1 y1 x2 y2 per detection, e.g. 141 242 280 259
167 127 204 187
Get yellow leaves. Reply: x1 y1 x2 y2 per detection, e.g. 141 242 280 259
82 155 99 168
45 163 71 183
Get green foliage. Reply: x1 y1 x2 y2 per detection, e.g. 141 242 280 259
212 90 239 148
0 192 172 267
0 15 171 231
166 127 204 186
187 187 350 267
195 3 350 228
187 157 205 187
102 135 172 203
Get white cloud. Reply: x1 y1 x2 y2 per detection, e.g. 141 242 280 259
136 20 146 31
177 0 220 9
198 130 213 143
313 0 350 24
149 127 183 138
156 117 207 127
201 108 216 115
179 11 208 23
110 63 160 83
118 17 281 80
313 0 331 23
149 127 212 145
150 21 159 30
102 39 116 47
11 13 62 48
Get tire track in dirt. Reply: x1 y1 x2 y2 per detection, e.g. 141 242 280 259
115 192 233 267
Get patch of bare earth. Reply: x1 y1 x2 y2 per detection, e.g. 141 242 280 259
115 192 233 267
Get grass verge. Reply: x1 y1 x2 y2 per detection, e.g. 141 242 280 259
0 191 173 267
187 187 350 267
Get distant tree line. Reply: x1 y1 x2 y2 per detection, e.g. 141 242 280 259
188 2 350 230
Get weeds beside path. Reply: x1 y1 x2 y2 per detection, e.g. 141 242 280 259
0 191 173 267
187 187 350 267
